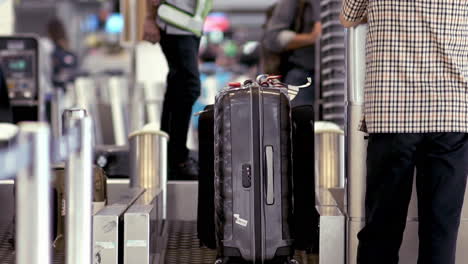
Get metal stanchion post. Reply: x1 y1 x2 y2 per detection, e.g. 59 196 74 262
160 135 168 219
16 122 52 264
129 128 169 218
51 89 64 139
63 109 94 264
346 25 369 264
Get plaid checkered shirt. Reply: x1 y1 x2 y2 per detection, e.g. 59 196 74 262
341 0 468 133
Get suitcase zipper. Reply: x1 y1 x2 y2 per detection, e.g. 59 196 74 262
250 85 263 262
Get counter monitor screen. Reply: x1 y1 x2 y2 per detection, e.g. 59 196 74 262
0 37 38 100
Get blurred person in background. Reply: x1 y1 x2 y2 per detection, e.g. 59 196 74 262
47 18 78 90
215 40 238 71
81 38 131 75
80 11 131 75
192 45 231 121
0 0 14 35
263 0 322 253
143 0 213 180
235 41 261 79
263 0 322 107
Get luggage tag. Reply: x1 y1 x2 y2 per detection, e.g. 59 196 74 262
256 74 313 101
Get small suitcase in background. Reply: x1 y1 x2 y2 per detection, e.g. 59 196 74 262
291 105 319 251
52 165 108 251
94 145 130 178
197 105 217 249
214 80 295 263
93 166 108 214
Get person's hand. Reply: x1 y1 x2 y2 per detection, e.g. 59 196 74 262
308 22 322 43
143 18 160 44
361 16 368 24
311 22 322 37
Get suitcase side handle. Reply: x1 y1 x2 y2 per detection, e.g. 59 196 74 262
265 146 275 205
287 77 312 100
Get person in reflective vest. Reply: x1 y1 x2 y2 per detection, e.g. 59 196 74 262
0 0 14 35
143 0 212 180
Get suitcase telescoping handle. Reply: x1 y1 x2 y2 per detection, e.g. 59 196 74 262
265 146 274 205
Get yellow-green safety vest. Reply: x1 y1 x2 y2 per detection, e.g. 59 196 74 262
158 0 213 37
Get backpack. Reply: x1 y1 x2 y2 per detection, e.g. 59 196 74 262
261 0 308 76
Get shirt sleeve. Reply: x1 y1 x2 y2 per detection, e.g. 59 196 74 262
310 0 320 22
263 0 298 53
341 0 368 22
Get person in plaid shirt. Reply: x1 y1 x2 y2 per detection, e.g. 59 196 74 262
341 0 468 263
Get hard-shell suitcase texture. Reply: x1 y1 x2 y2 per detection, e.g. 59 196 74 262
197 105 319 253
197 104 217 249
290 105 319 251
214 80 294 262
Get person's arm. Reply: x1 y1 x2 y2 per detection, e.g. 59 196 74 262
340 0 368 28
285 0 323 50
264 0 301 53
146 0 159 20
284 21 322 50
143 0 161 44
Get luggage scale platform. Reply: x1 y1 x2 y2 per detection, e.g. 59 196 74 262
0 221 318 264
164 221 319 264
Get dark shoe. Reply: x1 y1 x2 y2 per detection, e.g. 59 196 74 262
172 158 199 180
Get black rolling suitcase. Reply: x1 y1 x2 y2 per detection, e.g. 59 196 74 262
197 106 318 254
291 105 319 251
197 105 217 249
214 79 295 263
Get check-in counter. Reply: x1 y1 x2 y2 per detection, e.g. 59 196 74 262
93 188 145 264
124 188 165 264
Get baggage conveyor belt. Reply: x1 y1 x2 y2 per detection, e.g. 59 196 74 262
0 222 65 264
0 221 318 264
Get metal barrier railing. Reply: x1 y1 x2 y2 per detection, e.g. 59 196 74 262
129 125 169 219
15 122 52 264
0 107 94 264
62 109 93 264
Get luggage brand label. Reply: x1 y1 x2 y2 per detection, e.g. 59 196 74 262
234 214 248 227
95 241 115 249
126 240 147 248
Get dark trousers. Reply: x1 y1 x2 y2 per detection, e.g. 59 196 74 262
357 133 468 264
159 31 201 169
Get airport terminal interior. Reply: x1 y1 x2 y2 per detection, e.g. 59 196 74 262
1 0 468 264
